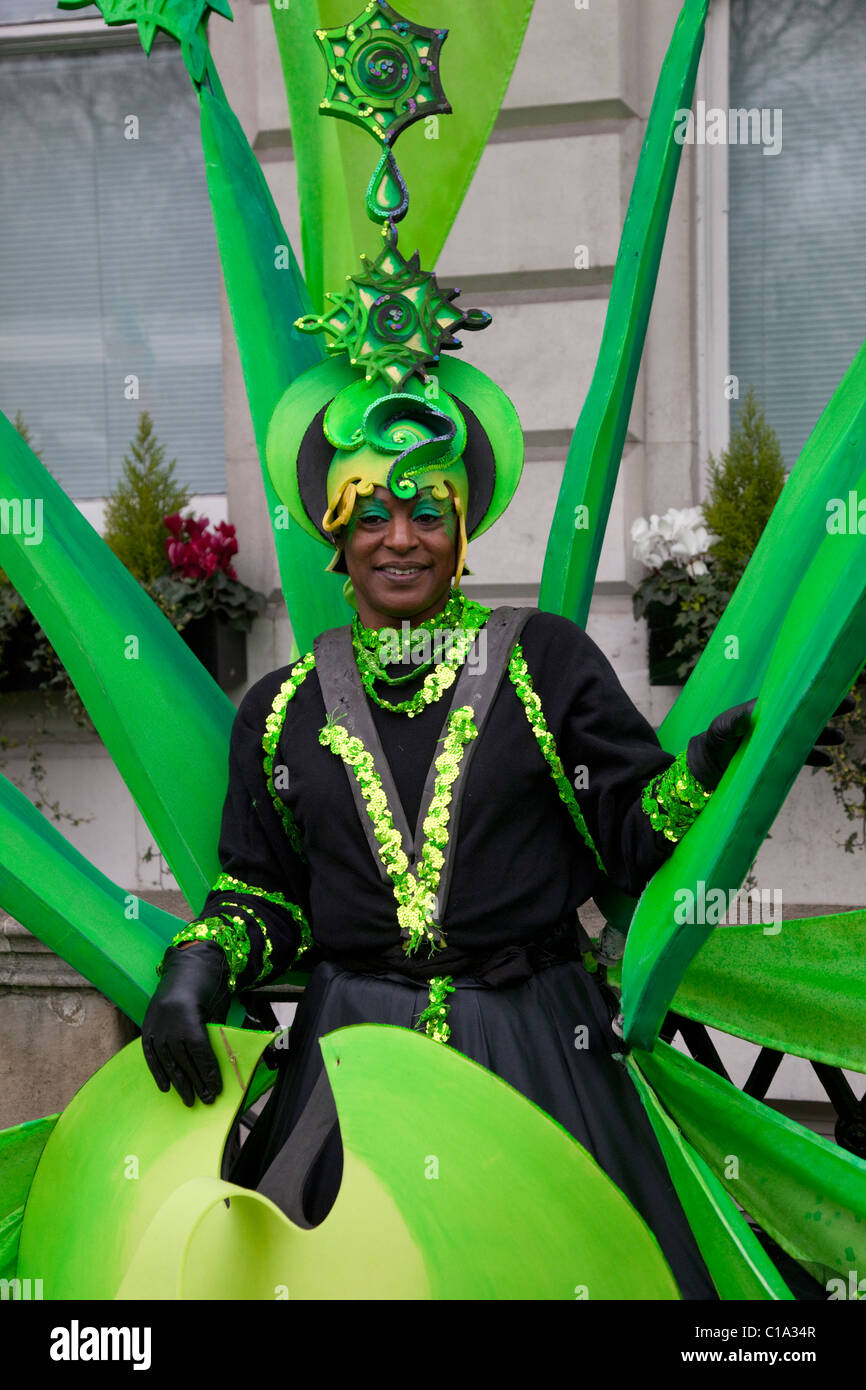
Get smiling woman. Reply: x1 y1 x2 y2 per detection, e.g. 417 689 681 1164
136 0 803 1305
142 305 753 1298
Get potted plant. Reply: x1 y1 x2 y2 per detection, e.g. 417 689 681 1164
150 513 266 689
631 507 720 684
101 412 266 689
632 389 787 685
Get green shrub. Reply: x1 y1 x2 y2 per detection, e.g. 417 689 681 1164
102 412 190 585
702 387 786 582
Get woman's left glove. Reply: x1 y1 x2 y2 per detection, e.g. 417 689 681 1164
687 695 853 791
141 942 231 1107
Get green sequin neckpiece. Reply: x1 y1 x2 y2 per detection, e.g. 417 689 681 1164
351 589 492 716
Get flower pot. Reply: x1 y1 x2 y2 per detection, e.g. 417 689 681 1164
644 600 685 686
181 613 247 690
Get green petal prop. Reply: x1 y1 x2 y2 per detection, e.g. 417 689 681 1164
0 1115 57 1282
0 413 232 911
272 0 536 313
624 1058 792 1301
17 1025 678 1300
539 0 710 626
634 1042 866 1288
655 909 866 1074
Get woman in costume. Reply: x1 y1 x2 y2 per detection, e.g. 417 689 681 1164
141 363 788 1299
139 5 850 1297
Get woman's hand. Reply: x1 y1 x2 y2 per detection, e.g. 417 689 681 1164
686 694 853 790
141 942 231 1106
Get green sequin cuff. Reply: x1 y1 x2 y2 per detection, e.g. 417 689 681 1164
415 975 455 1044
214 873 295 913
508 645 605 874
262 651 315 861
641 750 712 843
212 878 314 978
164 915 251 992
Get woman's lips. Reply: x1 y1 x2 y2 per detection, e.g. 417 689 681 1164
376 564 429 582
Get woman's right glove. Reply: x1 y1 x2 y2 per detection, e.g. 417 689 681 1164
141 942 231 1107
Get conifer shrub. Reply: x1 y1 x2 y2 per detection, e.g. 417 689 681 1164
102 412 190 585
702 387 786 583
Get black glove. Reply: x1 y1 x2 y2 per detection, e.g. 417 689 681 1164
141 942 231 1106
687 695 853 791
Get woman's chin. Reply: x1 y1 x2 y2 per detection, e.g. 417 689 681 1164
363 571 451 620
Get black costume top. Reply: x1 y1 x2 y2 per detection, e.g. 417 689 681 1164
187 605 720 1297
188 609 689 989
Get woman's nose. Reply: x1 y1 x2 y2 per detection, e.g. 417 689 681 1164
384 511 417 549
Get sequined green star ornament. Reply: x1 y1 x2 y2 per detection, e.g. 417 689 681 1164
58 0 232 86
295 239 490 390
314 0 450 148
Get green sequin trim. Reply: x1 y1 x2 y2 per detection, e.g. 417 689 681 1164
165 915 251 992
319 704 478 955
641 749 712 842
507 645 605 873
415 974 455 1044
214 873 295 914
262 651 315 860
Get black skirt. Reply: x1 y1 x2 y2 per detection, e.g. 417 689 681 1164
231 956 717 1300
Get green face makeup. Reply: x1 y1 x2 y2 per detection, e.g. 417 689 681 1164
411 499 447 521
349 490 454 531
354 499 392 524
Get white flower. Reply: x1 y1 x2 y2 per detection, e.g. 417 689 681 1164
631 505 717 571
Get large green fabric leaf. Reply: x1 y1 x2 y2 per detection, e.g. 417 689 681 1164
0 772 183 1023
622 442 866 1048
636 1041 866 1288
198 86 349 650
18 1024 679 1299
0 413 233 910
594 344 866 998
625 1056 792 1300
663 909 866 1073
660 339 866 752
272 0 535 312
539 0 710 625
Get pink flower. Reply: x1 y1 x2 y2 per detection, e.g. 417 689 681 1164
163 511 244 581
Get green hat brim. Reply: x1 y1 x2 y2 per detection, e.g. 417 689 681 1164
266 354 524 548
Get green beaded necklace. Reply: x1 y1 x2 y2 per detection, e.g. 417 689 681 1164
351 588 492 717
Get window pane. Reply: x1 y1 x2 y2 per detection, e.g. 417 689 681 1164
728 0 866 469
0 3 98 25
0 41 225 497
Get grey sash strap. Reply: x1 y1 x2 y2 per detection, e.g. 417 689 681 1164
314 606 536 926
256 1068 338 1228
417 606 535 926
314 627 416 874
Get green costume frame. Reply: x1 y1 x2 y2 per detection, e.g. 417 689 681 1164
1 0 865 1300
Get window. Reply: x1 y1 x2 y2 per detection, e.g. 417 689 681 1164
0 27 225 498
728 0 866 469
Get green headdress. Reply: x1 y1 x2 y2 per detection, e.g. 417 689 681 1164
265 0 524 584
